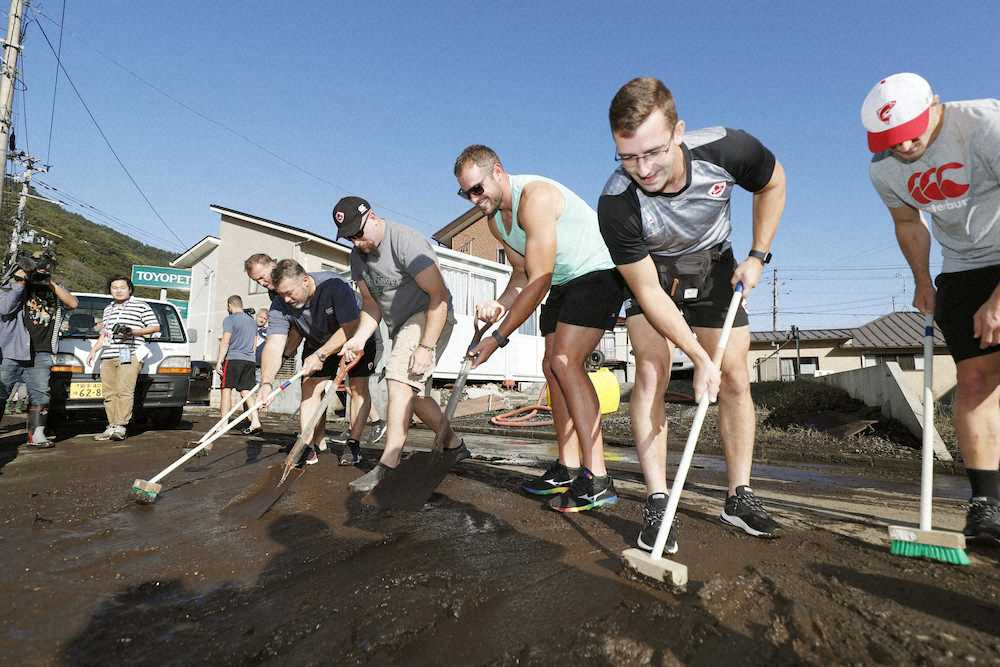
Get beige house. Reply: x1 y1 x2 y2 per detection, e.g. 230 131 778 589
750 312 957 396
171 205 352 362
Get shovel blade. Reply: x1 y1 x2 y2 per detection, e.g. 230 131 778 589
222 464 305 521
371 449 460 510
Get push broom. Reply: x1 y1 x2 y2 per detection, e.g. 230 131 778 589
622 282 744 589
130 369 307 504
888 314 969 565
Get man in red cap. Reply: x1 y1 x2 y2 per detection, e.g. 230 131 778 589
864 72 1000 545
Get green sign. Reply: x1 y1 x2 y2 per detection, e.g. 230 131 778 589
167 299 189 319
131 265 191 290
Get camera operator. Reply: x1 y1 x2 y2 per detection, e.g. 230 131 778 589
86 276 160 441
0 258 78 448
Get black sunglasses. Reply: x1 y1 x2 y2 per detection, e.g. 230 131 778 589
457 182 485 200
346 214 369 241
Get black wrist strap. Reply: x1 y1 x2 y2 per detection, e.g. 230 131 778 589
491 330 509 348
749 249 772 265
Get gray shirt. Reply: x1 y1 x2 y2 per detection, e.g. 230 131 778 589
869 99 1000 273
350 220 453 337
223 311 257 362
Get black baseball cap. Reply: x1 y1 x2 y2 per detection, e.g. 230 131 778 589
332 196 372 239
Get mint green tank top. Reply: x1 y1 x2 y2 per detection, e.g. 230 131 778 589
492 174 614 285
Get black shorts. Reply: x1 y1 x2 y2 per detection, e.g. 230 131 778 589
935 264 1000 362
302 337 378 379
221 359 256 391
539 269 625 336
624 246 749 329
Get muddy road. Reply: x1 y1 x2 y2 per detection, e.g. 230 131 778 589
0 413 998 666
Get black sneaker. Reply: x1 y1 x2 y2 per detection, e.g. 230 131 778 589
720 486 781 538
548 469 618 513
295 446 318 468
964 497 1000 546
444 439 472 464
636 493 678 554
339 438 362 466
522 460 580 496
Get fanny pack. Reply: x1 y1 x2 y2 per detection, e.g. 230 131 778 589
651 244 725 306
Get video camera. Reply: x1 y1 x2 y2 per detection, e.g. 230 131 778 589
14 247 56 285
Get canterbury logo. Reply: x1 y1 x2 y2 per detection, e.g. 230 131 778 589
907 163 969 204
877 101 895 124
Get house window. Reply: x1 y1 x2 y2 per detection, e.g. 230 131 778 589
441 267 469 315
248 277 267 295
458 240 473 254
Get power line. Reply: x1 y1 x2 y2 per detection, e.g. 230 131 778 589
44 0 65 165
32 19 185 248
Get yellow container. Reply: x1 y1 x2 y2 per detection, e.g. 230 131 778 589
546 367 620 414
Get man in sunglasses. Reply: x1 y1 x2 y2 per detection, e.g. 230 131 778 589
0 260 78 448
453 145 626 513
333 196 468 493
598 77 786 553
863 73 1000 545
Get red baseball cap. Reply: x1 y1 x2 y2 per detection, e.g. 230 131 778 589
861 73 934 153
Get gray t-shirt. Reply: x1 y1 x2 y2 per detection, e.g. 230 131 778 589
223 311 257 362
869 99 1000 273
350 220 453 337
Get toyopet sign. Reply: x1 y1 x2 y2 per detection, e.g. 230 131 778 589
131 265 191 291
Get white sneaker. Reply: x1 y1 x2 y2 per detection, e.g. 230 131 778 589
368 420 387 445
94 426 116 441
110 425 127 441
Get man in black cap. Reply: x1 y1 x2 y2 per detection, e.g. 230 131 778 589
332 196 468 493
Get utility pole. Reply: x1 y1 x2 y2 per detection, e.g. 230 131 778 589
0 0 28 221
6 152 45 263
771 268 779 332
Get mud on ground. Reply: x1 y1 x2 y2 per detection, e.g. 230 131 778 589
0 414 998 666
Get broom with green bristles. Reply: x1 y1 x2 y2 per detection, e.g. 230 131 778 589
888 313 969 565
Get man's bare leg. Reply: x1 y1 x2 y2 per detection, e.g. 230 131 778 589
627 314 672 496
692 325 754 495
543 333 582 469
547 324 609 474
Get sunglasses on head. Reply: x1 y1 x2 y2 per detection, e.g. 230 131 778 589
457 182 485 200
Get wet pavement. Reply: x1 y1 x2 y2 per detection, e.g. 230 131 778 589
0 412 998 666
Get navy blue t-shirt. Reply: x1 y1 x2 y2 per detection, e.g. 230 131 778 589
286 277 360 348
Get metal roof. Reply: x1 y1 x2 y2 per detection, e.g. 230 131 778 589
751 311 947 350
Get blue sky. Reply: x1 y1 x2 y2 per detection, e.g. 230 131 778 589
11 1 1000 330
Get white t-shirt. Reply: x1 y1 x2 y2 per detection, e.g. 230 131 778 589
869 99 1000 273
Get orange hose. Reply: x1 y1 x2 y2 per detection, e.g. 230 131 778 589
490 383 554 427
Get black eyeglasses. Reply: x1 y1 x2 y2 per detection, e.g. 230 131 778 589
457 182 485 200
346 214 369 241
615 143 673 166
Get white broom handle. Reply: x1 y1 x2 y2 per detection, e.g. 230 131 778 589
198 383 261 443
651 283 745 560
919 313 934 532
148 369 307 484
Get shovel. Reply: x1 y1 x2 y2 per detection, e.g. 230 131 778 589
372 320 490 509
224 357 359 521
130 370 307 504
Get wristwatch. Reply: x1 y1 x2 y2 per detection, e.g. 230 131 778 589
748 249 772 265
491 330 509 348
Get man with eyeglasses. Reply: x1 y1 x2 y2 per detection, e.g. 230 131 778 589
332 196 469 493
453 144 626 512
863 73 1000 545
597 77 786 553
